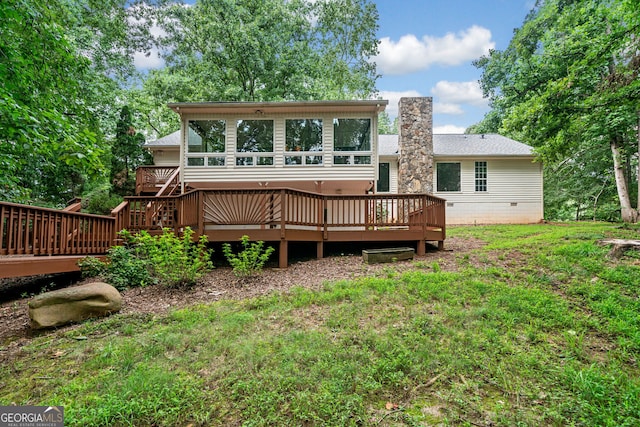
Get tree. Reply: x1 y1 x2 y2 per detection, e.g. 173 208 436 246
111 106 153 195
142 0 379 106
0 0 157 205
474 0 640 222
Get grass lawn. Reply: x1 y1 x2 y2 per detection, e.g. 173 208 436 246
2 222 640 426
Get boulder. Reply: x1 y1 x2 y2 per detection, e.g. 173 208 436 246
29 282 122 329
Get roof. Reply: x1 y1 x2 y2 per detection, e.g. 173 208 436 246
167 100 388 115
379 134 535 157
146 131 534 158
145 130 180 148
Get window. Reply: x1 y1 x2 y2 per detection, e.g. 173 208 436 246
187 120 225 167
436 162 461 192
236 119 274 166
475 161 487 192
377 162 390 192
333 118 371 165
285 119 323 165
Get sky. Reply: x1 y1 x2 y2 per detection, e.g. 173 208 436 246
373 0 535 132
134 0 536 134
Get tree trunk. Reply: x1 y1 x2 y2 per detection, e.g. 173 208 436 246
611 137 638 222
637 111 640 215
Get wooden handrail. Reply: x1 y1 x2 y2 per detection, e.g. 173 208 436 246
1 201 115 256
135 166 179 195
120 188 446 237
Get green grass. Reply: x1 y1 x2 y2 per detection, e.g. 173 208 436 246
2 222 640 426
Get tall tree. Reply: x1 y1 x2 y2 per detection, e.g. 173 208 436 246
111 106 153 195
474 0 640 222
138 0 378 124
0 0 157 205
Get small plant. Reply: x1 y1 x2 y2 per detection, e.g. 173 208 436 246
79 227 213 289
222 235 275 277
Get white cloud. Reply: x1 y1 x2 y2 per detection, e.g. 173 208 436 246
134 50 165 70
375 90 422 118
434 124 466 134
433 103 464 115
373 25 495 75
431 80 487 106
128 5 168 70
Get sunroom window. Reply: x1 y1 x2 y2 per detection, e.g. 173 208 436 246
333 118 371 165
285 119 323 166
186 120 226 167
236 119 274 166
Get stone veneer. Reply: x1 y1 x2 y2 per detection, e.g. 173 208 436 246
397 97 433 194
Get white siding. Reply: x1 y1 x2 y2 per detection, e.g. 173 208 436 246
434 158 543 224
180 112 378 186
152 149 179 166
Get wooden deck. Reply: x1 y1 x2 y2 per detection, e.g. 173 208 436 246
1 188 445 278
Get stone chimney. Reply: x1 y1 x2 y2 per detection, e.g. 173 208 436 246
397 97 433 194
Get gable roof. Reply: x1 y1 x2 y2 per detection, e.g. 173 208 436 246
379 134 535 157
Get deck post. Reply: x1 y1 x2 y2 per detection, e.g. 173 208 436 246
316 241 324 259
197 190 204 235
279 239 288 268
417 240 426 256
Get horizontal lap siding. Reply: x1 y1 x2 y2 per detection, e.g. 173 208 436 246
434 158 543 224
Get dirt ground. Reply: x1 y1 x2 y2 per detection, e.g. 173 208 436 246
0 236 483 360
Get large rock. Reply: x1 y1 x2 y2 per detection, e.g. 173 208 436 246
29 282 122 329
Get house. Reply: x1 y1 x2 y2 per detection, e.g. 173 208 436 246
378 133 543 225
145 97 543 225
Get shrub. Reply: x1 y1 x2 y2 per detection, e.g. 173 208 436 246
222 235 275 277
79 227 213 289
134 227 214 287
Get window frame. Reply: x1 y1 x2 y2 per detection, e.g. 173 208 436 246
332 118 372 166
284 118 324 166
475 161 488 192
235 119 275 167
185 119 226 168
436 162 461 192
377 162 390 192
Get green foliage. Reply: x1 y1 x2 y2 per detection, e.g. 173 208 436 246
82 186 123 216
144 0 378 107
222 235 275 278
131 227 214 287
474 0 640 222
110 106 153 196
80 227 213 289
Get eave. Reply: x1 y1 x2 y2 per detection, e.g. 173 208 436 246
167 100 388 116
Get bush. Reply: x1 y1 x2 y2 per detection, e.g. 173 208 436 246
222 235 275 277
82 186 123 215
79 227 213 289
132 227 214 287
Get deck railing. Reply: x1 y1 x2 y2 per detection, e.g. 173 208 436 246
135 166 179 195
121 188 446 236
1 201 115 256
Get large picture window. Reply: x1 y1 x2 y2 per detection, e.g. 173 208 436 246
437 162 461 192
285 119 323 166
187 120 225 167
236 119 274 166
333 118 371 165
